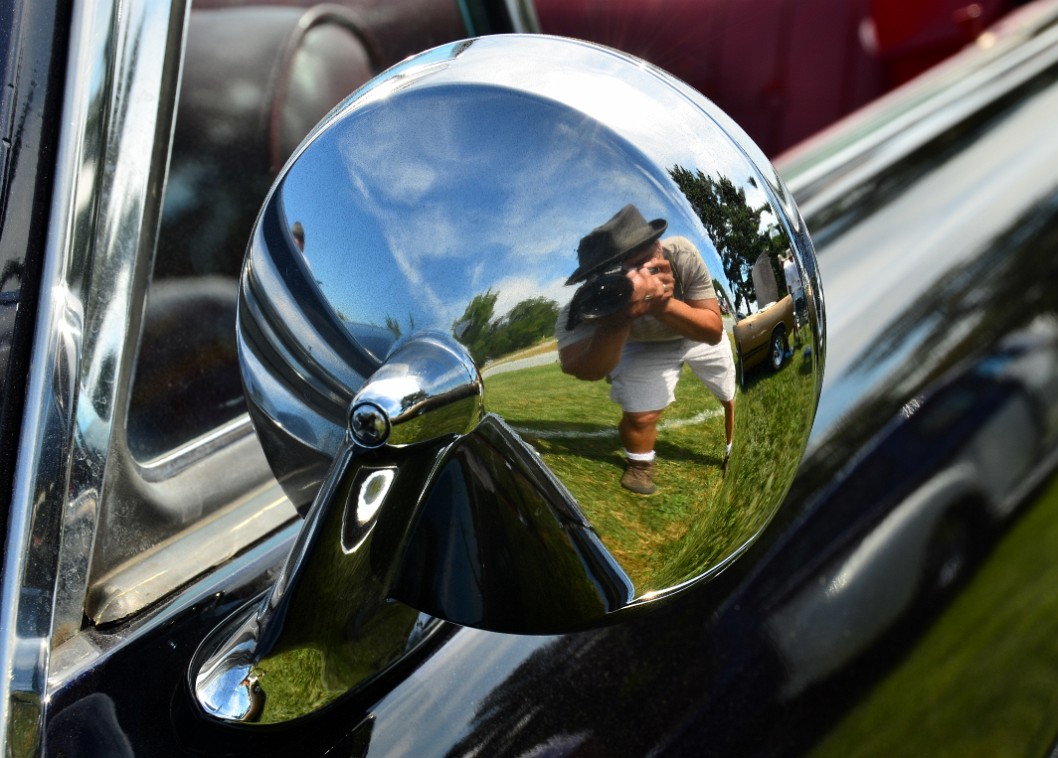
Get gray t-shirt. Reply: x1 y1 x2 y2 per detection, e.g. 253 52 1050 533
556 236 716 348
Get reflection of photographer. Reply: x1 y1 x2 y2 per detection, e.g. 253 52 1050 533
557 204 736 495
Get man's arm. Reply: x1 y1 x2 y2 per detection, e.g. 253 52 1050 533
651 297 724 345
558 320 632 381
640 255 724 345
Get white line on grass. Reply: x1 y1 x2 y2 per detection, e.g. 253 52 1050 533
511 408 724 440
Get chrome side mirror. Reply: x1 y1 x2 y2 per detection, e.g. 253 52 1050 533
195 34 824 723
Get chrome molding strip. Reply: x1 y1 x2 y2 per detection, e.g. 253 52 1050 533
781 3 1058 215
87 481 292 625
0 0 188 752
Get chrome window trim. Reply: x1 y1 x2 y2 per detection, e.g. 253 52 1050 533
48 519 299 692
0 0 189 750
87 480 292 625
132 415 256 481
89 414 284 608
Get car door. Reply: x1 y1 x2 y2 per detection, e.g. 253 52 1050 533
5 0 1058 756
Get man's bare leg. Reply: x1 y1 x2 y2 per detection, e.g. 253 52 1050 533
619 410 662 494
619 410 662 454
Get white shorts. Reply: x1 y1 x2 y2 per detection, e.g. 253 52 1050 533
610 338 736 413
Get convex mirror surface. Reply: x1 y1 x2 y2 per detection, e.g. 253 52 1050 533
195 34 825 724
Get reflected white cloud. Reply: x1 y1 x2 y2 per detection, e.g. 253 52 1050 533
275 34 793 353
491 274 571 320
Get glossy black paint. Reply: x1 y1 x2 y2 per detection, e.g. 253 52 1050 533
0 0 69 539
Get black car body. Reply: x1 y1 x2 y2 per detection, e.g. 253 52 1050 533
4 0 1058 755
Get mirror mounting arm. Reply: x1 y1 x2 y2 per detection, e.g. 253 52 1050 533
194 332 636 723
193 334 483 723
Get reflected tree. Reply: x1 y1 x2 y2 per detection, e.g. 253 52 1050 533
384 313 416 340
496 297 560 353
670 166 786 314
453 289 499 363
453 290 559 364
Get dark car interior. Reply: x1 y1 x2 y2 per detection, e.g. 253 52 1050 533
129 1 478 458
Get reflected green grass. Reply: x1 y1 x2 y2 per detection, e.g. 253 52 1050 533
257 337 819 718
811 472 1058 758
484 336 816 591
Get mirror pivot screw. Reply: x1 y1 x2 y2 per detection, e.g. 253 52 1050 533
350 402 390 447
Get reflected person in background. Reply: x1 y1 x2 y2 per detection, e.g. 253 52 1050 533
782 251 806 338
558 205 736 495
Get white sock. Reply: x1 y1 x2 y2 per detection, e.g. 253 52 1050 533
625 449 655 462
726 442 732 457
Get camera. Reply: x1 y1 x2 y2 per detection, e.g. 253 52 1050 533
566 267 634 329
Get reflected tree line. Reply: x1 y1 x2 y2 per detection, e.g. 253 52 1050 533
383 291 559 366
451 291 559 365
669 165 788 314
435 166 789 367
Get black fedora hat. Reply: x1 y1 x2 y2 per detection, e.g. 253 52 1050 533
566 204 667 285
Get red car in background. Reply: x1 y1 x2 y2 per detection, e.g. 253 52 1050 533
535 0 1023 155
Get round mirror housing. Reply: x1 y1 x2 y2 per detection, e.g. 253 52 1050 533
239 34 824 631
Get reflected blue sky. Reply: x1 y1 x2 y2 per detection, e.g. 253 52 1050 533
277 37 785 338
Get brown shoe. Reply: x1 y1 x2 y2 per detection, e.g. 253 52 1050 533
621 458 657 495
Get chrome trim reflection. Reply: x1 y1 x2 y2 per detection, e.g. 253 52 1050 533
87 482 292 625
505 0 541 33
0 0 188 750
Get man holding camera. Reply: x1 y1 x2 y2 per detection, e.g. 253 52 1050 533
558 204 736 495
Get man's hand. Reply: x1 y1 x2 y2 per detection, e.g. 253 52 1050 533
624 254 673 318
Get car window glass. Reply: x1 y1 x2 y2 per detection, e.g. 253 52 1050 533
127 4 379 458
80 1 469 626
126 0 477 459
